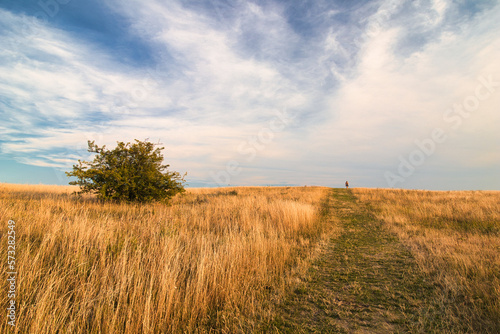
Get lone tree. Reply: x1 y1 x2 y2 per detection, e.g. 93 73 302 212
66 140 186 202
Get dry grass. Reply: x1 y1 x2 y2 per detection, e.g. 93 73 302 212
353 188 500 332
0 184 329 333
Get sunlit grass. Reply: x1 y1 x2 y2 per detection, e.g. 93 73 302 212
0 183 329 333
353 188 500 332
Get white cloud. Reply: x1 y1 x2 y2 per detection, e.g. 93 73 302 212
1 1 499 189
301 1 500 187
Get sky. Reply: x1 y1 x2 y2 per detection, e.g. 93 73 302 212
0 0 499 190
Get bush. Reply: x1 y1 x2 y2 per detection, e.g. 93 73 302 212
66 140 186 202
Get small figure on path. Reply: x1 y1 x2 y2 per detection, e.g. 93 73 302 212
345 181 349 189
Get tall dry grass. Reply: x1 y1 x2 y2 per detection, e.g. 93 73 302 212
353 188 500 332
0 184 329 333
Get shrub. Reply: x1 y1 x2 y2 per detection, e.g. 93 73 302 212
66 140 185 202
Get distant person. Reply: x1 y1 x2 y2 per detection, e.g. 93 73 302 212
345 181 349 189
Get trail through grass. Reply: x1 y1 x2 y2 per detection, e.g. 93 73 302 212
267 189 450 333
3 185 494 332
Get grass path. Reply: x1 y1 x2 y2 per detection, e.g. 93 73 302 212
266 189 442 333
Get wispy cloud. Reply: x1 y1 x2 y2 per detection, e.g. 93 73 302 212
0 1 499 189
308 1 500 187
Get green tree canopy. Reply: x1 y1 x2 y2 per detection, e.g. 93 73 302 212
66 140 185 202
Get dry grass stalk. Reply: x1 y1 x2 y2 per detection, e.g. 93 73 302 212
353 188 500 332
0 184 329 333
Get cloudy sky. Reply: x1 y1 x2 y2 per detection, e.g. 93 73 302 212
1 0 499 189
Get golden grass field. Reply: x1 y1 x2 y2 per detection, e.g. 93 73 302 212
353 188 500 332
0 184 330 333
1 184 499 333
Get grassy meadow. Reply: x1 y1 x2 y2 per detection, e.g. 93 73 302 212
0 184 330 333
353 188 500 332
1 184 499 333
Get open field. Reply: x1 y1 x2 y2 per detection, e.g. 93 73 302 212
0 184 330 333
1 184 499 333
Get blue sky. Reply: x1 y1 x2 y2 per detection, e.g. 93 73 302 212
1 0 499 189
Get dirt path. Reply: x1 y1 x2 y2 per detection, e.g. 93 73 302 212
266 189 439 333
